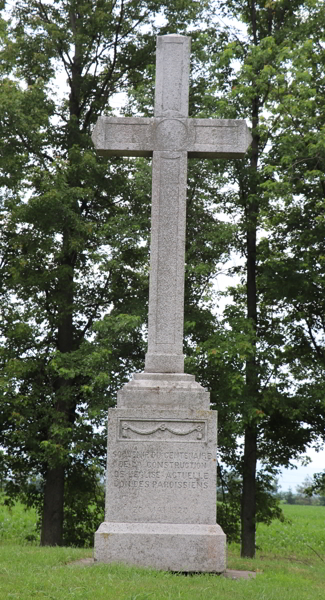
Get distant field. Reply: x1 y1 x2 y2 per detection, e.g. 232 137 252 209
256 504 325 559
0 501 324 599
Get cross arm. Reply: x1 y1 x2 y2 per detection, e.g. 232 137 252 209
188 119 252 159
92 116 154 157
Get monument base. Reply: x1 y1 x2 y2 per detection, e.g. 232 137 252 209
94 522 226 572
94 373 226 573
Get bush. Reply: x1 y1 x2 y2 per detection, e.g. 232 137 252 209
3 463 105 547
62 464 105 547
216 468 285 544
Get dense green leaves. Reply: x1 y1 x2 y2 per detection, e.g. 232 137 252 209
0 0 165 545
178 0 325 557
0 0 228 547
1 0 325 553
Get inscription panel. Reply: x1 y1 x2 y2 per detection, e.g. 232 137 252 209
106 409 217 525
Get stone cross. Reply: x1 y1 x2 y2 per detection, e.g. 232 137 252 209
92 34 252 375
92 34 252 574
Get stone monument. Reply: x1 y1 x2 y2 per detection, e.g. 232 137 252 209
92 34 252 572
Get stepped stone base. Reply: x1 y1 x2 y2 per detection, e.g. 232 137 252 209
94 373 226 573
95 522 226 572
117 372 210 409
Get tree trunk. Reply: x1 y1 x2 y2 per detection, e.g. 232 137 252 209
41 465 65 546
241 424 257 557
40 9 81 546
40 232 75 546
241 87 259 557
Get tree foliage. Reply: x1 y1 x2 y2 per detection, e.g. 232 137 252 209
0 0 192 545
179 0 325 557
1 0 325 554
0 0 228 547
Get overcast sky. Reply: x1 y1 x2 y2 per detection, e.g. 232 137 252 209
277 447 325 492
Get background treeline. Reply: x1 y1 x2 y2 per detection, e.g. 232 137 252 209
283 489 325 506
279 474 325 506
1 0 325 558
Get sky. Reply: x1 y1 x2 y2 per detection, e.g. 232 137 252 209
277 446 325 492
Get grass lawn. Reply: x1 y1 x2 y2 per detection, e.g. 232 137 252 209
0 503 324 599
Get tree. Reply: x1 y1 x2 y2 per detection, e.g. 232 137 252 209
296 477 314 505
200 0 308 558
285 488 296 505
260 0 325 461
303 471 325 505
216 468 284 543
2 0 325 555
0 0 207 546
111 0 325 558
183 0 325 557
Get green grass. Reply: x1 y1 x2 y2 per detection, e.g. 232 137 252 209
0 497 38 545
256 504 325 559
0 503 324 600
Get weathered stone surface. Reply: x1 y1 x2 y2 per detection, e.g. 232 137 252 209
104 407 217 525
189 119 253 159
146 148 187 373
92 33 252 574
94 401 226 571
154 34 190 119
92 117 252 159
95 522 226 573
223 570 257 580
117 373 210 409
92 117 153 157
92 34 251 375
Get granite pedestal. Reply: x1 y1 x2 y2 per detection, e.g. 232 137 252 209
94 374 226 572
